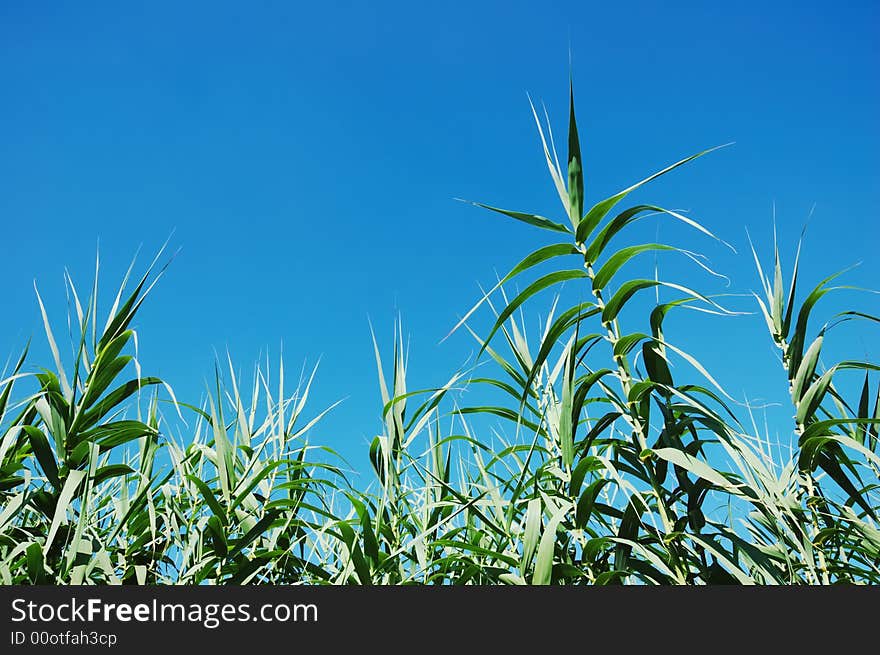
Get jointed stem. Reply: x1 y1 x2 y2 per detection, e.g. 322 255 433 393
583 256 684 581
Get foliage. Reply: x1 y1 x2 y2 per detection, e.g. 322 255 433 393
1 84 877 585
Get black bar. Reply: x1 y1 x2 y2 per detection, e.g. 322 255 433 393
0 585 872 651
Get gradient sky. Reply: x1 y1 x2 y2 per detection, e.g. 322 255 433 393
1 1 877 470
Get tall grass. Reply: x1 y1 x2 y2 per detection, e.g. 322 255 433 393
1 84 877 584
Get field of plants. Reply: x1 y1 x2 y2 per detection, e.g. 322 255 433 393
1 86 878 585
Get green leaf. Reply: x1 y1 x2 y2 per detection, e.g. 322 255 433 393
463 200 571 234
479 270 589 355
186 475 228 526
75 378 162 434
560 338 576 468
614 332 650 358
576 478 611 528
649 448 743 496
796 368 835 425
799 432 880 471
206 515 228 559
601 280 660 324
93 330 133 370
78 420 156 451
771 238 785 333
44 469 87 555
642 340 674 387
780 234 803 339
359 509 379 565
856 373 870 447
0 342 29 420
570 456 604 497
98 251 171 353
208 391 234 502
532 505 567 585
92 464 135 485
522 498 542 571
595 570 628 585
528 96 569 214
576 144 730 245
567 82 584 230
231 460 289 513
34 284 73 401
577 411 621 455
522 303 600 400
593 244 675 291
23 426 59 489
499 573 527 585
798 443 876 519
337 521 372 585
78 355 132 413
228 510 280 560
26 542 47 584
613 496 647 571
787 267 852 375
444 243 580 343
791 335 823 403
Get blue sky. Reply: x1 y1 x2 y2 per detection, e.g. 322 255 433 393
1 1 877 470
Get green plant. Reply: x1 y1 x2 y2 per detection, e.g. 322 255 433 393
0 82 876 585
428 85 880 584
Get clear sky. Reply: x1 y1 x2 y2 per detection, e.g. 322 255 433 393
1 1 877 470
